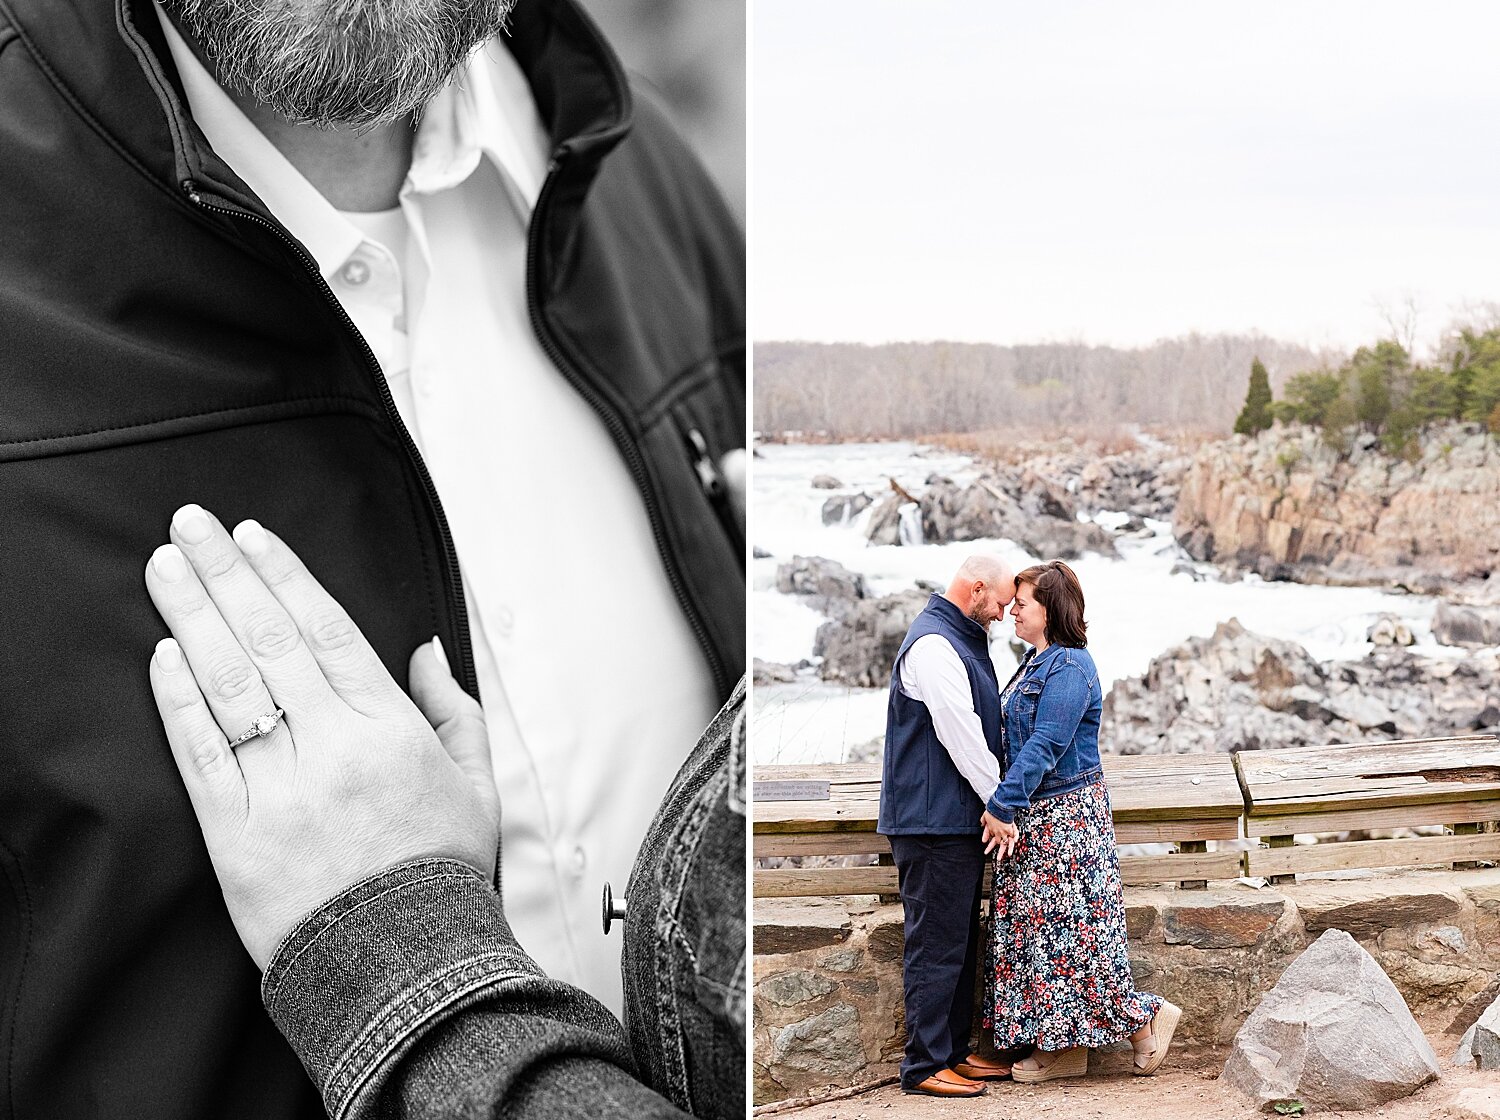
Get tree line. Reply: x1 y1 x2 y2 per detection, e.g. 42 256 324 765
754 335 1332 439
1234 327 1500 453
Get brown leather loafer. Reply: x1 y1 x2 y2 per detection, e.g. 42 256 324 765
903 1069 987 1097
953 1055 1012 1080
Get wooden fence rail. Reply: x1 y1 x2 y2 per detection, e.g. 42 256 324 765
753 735 1500 898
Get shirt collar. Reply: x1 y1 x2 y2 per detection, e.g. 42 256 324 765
154 6 548 278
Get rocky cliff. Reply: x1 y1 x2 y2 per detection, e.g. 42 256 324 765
1102 619 1500 755
1174 423 1500 586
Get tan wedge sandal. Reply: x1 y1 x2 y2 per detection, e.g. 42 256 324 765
1011 1046 1088 1083
1132 1000 1182 1076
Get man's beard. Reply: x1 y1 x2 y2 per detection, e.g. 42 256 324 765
162 0 516 129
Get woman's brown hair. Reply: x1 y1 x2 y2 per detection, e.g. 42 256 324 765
1015 560 1087 648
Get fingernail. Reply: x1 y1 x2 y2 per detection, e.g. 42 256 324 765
234 519 269 557
432 635 451 675
173 504 212 544
152 544 187 582
155 637 184 671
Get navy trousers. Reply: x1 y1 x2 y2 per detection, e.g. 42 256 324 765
888 834 985 1089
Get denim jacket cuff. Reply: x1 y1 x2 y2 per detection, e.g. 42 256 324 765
986 797 1016 823
261 858 543 1120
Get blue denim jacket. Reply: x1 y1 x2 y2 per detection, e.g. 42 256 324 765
985 644 1104 823
260 681 746 1120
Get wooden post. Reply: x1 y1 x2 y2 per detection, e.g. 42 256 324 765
1176 840 1208 890
1266 835 1296 886
1453 822 1483 870
877 851 900 905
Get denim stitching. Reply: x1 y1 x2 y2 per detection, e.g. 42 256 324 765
649 758 726 1104
325 951 537 1118
263 860 483 1006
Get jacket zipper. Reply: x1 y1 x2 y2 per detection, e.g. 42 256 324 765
181 181 479 702
685 426 744 560
524 154 734 698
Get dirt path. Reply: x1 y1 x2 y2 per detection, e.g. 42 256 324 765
769 1055 1500 1120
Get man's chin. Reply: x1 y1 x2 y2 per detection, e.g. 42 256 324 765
167 0 514 130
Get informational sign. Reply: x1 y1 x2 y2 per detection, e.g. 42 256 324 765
752 780 831 802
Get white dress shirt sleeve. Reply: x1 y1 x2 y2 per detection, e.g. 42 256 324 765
898 634 1001 806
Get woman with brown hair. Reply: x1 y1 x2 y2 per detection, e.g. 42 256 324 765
980 560 1181 1082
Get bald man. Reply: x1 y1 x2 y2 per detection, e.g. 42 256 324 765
877 555 1015 1097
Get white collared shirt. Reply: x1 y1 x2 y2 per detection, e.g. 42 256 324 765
899 635 1001 804
156 10 721 1013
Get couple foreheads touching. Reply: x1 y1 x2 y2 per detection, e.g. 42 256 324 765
879 554 1184 1096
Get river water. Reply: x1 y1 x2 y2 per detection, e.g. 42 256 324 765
753 441 1454 765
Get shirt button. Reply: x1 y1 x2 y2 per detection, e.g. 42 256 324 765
571 846 587 874
339 259 371 286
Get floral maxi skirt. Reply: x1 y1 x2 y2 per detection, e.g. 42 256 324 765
983 779 1162 1051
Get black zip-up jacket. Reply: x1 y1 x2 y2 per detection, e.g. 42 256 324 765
0 0 744 1115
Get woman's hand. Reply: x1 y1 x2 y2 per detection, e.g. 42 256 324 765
144 503 500 971
981 811 1019 859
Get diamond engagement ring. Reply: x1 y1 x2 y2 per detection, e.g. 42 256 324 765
228 708 285 748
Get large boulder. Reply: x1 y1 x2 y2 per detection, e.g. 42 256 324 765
820 491 874 526
1221 929 1440 1113
1454 990 1500 1069
814 589 930 688
774 555 868 617
1434 602 1500 648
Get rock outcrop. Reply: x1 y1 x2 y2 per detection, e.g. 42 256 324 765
1221 929 1440 1112
1174 422 1500 585
812 590 930 689
820 492 873 526
865 471 1116 558
1102 618 1500 754
774 555 868 617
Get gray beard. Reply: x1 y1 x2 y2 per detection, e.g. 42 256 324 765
162 0 515 129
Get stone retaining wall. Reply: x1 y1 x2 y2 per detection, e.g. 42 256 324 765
752 870 1500 1105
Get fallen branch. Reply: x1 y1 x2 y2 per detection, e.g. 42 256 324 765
753 1076 899 1115
888 478 919 505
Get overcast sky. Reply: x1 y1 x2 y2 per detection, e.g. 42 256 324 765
752 1 1500 355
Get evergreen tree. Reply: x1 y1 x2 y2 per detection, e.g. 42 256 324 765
1233 358 1274 435
1281 369 1344 427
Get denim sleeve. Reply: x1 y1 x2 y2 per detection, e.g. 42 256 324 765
985 662 1090 823
260 858 689 1120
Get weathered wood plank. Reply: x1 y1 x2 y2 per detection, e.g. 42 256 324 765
1244 832 1500 877
753 866 897 898
754 756 1245 821
1114 819 1239 843
1235 736 1499 781
753 798 1243 831
753 850 1244 898
754 833 890 858
1242 798 1500 837
1235 736 1500 817
1119 851 1242 885
754 820 1237 856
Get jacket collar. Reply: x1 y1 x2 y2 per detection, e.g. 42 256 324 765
0 0 631 217
927 593 990 644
